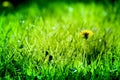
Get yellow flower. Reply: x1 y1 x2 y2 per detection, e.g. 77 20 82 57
2 1 12 8
80 30 93 39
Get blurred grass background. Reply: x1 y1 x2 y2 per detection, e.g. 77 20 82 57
0 0 120 15
0 0 120 80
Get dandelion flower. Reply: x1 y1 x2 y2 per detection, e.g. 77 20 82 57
80 30 93 39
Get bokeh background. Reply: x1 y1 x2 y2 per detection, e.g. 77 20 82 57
0 0 120 15
0 0 120 9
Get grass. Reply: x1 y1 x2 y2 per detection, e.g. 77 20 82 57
0 1 120 80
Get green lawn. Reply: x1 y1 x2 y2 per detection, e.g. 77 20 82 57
0 1 120 80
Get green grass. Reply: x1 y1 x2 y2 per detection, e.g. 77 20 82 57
0 1 120 80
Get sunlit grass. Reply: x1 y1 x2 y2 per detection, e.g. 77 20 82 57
0 1 120 80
